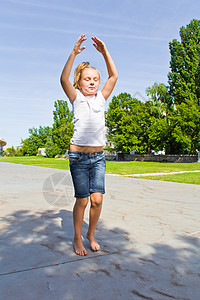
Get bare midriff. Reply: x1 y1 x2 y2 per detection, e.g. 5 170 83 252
70 144 103 153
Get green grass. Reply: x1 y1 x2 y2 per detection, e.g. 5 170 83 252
0 156 70 170
105 160 200 174
134 172 200 185
1 156 200 184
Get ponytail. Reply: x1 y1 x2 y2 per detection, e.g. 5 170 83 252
73 62 90 89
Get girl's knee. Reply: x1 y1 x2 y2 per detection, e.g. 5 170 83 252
90 193 103 207
76 197 89 207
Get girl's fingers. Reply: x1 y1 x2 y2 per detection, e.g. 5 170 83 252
92 36 102 43
75 35 87 51
80 46 86 52
77 34 87 44
77 35 84 43
79 33 85 39
92 36 99 40
75 34 105 53
81 38 87 43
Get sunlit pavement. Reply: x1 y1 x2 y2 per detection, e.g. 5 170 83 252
1 162 200 299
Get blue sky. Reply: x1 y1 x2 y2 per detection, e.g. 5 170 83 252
1 0 200 148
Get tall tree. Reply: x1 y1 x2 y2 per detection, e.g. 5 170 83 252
146 82 172 112
52 100 73 154
167 19 200 153
106 93 151 153
167 99 200 154
168 19 200 107
145 83 171 153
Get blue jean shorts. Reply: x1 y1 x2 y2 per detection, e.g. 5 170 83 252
69 150 106 198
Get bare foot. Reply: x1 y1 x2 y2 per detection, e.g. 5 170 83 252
86 234 100 251
74 237 88 256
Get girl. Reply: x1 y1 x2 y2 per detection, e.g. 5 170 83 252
60 34 118 256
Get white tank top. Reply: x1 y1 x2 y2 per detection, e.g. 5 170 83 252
70 89 106 146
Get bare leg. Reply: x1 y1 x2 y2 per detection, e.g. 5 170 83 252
73 197 89 256
86 193 103 251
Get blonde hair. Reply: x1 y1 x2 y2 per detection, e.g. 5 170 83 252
73 62 99 89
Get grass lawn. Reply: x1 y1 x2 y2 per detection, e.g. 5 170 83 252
0 156 200 184
134 172 200 185
105 160 200 174
0 156 70 170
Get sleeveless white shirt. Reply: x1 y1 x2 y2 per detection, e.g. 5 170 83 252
70 89 106 146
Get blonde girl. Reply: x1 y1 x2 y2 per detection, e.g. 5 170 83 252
60 34 118 256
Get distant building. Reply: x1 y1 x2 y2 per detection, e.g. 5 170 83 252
38 148 46 156
104 140 116 156
0 137 7 156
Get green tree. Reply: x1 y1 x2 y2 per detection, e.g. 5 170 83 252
167 19 200 153
4 146 19 157
52 100 73 154
147 20 200 154
21 126 52 156
20 137 38 156
167 99 200 154
146 82 172 113
106 93 152 153
45 136 60 158
145 83 171 153
147 118 169 153
168 19 200 106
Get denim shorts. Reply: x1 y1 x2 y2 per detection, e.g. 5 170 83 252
69 150 106 198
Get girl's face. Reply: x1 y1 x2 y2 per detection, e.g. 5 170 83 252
78 68 100 96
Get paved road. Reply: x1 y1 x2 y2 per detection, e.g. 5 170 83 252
0 162 200 299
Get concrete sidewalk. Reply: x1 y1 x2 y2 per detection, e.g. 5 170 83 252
0 162 200 300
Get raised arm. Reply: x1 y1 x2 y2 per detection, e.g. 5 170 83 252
92 36 118 100
60 34 87 101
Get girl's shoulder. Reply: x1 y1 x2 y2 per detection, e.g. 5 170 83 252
69 89 81 104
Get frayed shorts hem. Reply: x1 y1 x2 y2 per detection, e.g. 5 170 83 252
74 193 90 199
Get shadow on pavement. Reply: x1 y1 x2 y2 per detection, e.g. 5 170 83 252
0 208 200 299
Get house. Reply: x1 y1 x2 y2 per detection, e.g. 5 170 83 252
0 137 7 156
37 148 46 156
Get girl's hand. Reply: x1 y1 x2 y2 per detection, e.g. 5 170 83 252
92 36 107 54
73 34 87 55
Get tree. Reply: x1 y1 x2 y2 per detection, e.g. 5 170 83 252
21 126 52 156
52 100 73 154
167 99 200 154
146 82 172 112
146 81 200 154
21 138 38 156
145 21 200 154
147 118 169 153
19 100 73 157
145 83 171 153
168 19 200 107
106 93 152 153
4 146 23 157
45 136 60 158
167 19 200 153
